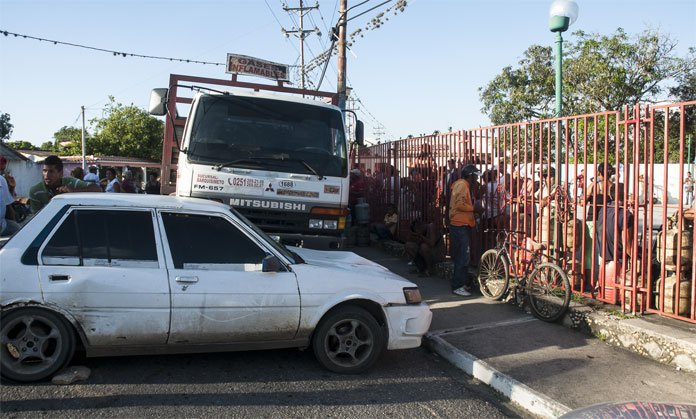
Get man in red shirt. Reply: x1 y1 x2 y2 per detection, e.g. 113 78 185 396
449 164 481 296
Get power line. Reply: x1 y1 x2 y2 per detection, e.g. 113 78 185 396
0 29 226 66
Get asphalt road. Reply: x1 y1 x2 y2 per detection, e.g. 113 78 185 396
1 346 527 418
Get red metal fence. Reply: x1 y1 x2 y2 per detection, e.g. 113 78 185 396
355 101 696 323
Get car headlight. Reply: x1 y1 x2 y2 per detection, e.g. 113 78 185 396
309 219 323 229
403 287 422 304
323 220 338 230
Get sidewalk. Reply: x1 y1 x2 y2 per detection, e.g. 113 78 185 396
349 241 696 418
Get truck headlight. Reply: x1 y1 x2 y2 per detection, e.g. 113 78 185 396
309 219 323 229
323 220 338 230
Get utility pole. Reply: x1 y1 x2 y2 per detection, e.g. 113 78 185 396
282 1 320 90
81 105 87 171
373 124 385 142
345 92 359 141
337 0 347 112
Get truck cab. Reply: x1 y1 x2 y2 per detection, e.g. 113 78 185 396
150 74 363 249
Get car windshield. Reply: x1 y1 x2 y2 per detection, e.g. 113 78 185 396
188 94 347 178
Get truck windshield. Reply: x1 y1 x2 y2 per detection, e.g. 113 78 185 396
187 94 347 178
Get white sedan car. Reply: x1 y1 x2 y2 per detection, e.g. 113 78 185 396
0 194 431 382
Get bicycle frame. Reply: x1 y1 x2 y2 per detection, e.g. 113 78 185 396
492 230 543 284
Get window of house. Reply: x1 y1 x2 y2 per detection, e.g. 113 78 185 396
161 212 267 270
41 209 158 268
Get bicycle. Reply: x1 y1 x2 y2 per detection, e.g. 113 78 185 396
477 229 571 322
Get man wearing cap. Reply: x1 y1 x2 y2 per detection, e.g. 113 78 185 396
449 164 480 297
29 155 102 213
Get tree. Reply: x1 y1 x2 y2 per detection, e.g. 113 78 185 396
479 28 694 125
4 140 38 150
90 97 163 161
52 126 84 155
1 112 13 141
479 45 556 124
40 141 55 151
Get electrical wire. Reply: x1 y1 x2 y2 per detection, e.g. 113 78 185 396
1 29 226 66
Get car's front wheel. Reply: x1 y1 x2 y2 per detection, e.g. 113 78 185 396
0 308 75 382
312 306 386 374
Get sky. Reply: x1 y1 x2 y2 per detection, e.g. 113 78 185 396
0 0 694 147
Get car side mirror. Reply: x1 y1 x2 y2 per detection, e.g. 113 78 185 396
262 255 287 272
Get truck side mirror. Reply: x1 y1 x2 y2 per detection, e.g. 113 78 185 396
355 120 365 147
149 88 169 116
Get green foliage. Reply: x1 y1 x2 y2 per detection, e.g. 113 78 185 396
478 45 556 125
52 126 85 156
90 97 163 161
0 112 13 141
40 141 55 151
4 140 38 150
480 28 694 125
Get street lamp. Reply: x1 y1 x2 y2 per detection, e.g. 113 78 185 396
548 0 578 256
549 0 579 118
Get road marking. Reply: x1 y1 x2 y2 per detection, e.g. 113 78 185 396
430 317 538 337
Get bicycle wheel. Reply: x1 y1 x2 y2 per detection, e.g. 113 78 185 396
477 249 510 300
526 262 571 322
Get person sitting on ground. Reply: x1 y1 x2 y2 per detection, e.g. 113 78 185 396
29 155 102 213
405 218 444 277
84 166 100 184
371 204 399 240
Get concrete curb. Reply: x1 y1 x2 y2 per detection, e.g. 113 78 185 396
577 308 696 372
425 333 572 419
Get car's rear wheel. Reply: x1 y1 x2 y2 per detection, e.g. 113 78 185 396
0 308 75 382
312 306 385 374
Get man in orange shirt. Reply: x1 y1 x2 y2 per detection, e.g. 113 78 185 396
449 164 481 296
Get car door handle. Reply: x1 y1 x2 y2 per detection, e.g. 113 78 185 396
49 275 70 282
175 276 199 284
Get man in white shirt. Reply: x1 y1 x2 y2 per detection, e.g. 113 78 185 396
0 174 19 237
84 166 100 184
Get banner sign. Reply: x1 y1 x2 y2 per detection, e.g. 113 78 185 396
226 54 289 81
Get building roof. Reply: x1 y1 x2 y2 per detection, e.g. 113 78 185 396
0 143 30 162
15 150 160 168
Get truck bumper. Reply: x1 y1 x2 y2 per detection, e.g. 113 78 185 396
274 233 347 250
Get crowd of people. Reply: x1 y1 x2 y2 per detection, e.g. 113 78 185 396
0 155 162 219
356 145 644 299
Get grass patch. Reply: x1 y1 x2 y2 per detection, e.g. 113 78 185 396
606 309 638 319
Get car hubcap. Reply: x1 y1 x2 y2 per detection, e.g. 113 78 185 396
325 319 373 367
1 315 63 375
